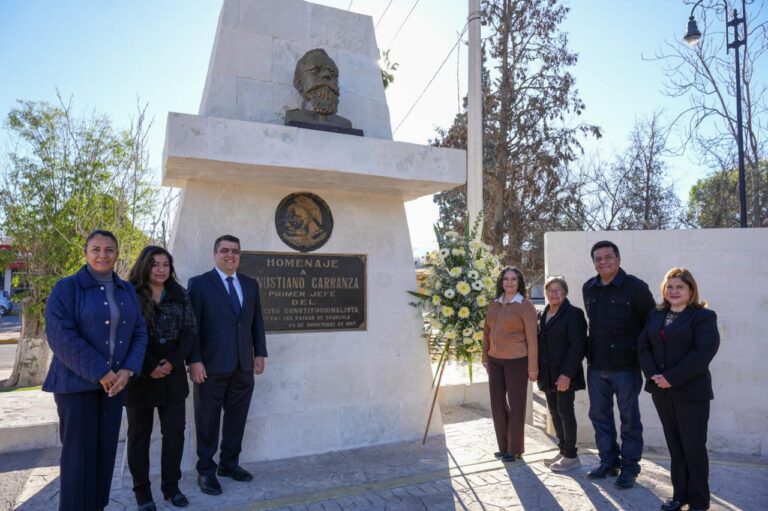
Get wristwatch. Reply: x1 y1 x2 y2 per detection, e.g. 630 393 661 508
128 370 134 378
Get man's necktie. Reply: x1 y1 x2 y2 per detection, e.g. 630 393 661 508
226 276 241 316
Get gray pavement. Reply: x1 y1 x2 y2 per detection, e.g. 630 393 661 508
4 404 767 511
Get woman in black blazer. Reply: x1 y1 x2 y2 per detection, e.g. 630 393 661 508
126 246 198 510
638 267 720 511
537 276 587 472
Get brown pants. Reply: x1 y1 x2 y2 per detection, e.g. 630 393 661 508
487 356 528 455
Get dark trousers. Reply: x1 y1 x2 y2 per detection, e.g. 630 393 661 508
194 369 255 474
126 401 186 502
587 368 644 474
544 390 578 458
652 393 711 510
54 390 124 511
487 356 528 455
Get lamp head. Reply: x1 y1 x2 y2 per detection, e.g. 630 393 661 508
684 16 702 45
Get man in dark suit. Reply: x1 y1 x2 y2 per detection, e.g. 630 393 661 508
187 234 267 496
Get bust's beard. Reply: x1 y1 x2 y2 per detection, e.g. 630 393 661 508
305 85 339 115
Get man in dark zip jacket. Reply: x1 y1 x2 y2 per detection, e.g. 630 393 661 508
582 240 655 489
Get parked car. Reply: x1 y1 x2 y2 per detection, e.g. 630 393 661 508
0 291 13 316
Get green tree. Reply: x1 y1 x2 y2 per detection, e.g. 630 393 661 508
433 0 599 276
0 96 155 387
687 161 768 227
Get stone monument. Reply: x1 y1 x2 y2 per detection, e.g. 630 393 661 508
163 0 465 463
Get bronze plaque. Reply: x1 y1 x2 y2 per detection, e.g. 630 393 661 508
275 192 333 253
239 251 366 333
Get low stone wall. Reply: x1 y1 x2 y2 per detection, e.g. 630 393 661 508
545 228 768 456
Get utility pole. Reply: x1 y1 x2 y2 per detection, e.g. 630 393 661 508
467 0 483 236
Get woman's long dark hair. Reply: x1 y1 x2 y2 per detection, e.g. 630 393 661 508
129 245 177 320
495 266 527 299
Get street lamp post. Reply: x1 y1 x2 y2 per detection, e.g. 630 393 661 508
684 0 748 228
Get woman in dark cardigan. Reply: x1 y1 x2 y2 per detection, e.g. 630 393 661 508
537 275 587 472
126 246 198 510
638 267 719 511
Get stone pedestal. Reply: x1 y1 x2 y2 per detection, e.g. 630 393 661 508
162 0 465 463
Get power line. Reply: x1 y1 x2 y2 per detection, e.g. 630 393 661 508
347 0 353 10
375 0 396 29
387 0 421 49
392 23 469 135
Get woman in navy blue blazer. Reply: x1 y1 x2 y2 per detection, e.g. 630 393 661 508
638 268 719 511
43 230 148 511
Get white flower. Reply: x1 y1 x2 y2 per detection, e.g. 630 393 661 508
458 307 470 319
431 318 443 329
451 248 466 257
483 277 495 290
476 295 488 306
463 337 474 345
467 270 479 280
445 329 457 340
434 281 442 290
444 288 456 299
473 331 484 342
456 282 471 296
471 281 484 291
442 306 455 317
475 260 486 270
469 240 483 250
445 231 459 239
462 327 474 337
432 295 441 306
439 248 450 259
449 267 462 277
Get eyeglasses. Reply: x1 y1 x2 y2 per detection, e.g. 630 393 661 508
545 288 564 295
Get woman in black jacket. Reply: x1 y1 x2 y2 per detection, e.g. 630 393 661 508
638 267 719 511
537 276 587 472
126 246 198 510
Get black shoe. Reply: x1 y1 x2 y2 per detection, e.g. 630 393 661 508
137 502 157 511
660 500 685 511
501 453 520 463
614 470 636 489
493 451 505 459
587 464 620 479
164 491 190 507
197 474 223 495
217 465 253 482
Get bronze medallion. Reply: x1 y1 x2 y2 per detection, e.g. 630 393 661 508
275 192 333 252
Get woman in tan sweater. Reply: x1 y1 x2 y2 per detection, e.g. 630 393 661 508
482 266 538 462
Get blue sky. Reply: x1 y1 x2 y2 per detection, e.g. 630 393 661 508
1 0 764 253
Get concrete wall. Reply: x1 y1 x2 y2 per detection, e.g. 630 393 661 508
200 0 392 139
545 229 768 456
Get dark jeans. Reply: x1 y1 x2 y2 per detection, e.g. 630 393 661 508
194 369 255 475
126 400 186 503
653 393 711 510
55 390 124 511
487 356 528 455
545 390 578 458
587 368 643 474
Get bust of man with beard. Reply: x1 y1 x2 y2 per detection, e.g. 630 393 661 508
284 49 362 135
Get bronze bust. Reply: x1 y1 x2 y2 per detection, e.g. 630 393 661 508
284 49 362 135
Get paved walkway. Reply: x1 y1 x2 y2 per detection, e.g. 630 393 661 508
4 404 767 511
